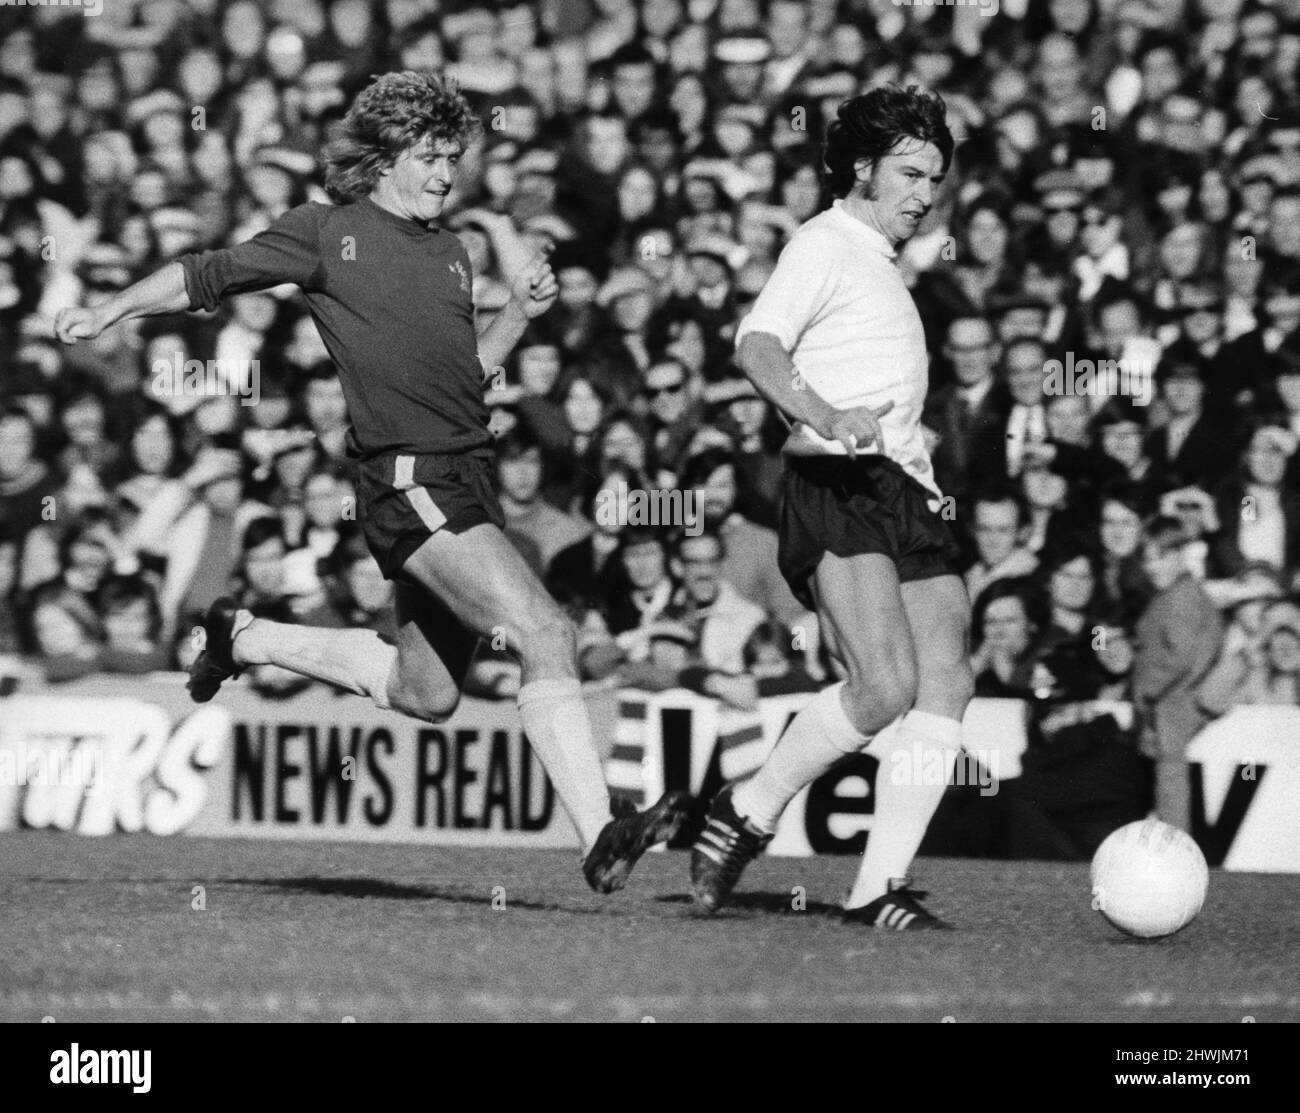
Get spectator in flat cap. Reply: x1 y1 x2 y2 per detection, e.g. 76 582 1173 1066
707 373 783 529
1034 168 1087 254
714 30 771 106
1075 189 1133 302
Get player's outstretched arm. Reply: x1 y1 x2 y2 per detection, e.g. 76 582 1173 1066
52 262 190 345
477 245 558 376
736 331 893 458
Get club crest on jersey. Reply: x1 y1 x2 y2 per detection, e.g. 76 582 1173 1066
449 259 471 294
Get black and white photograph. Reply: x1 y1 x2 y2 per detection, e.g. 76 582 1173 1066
0 0 1297 1060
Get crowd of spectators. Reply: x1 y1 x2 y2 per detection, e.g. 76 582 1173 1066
2 1 1299 839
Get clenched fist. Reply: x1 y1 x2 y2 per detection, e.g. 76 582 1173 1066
509 244 559 319
52 307 106 345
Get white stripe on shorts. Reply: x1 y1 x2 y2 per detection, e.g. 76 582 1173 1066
394 455 448 533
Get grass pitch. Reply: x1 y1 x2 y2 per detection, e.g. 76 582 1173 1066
2 833 1297 1022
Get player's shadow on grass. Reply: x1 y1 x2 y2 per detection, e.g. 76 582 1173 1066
656 892 843 916
237 876 608 915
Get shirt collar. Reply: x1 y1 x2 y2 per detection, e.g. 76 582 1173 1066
831 199 897 260
359 194 439 236
960 378 994 407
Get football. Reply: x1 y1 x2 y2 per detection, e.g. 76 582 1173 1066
1090 819 1210 939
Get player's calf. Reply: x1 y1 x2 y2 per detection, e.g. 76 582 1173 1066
384 666 462 723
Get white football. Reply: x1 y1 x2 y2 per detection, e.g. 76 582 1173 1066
1090 818 1209 939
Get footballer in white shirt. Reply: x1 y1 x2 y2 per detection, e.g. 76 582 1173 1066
691 86 975 929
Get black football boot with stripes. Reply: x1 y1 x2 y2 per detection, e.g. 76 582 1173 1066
690 786 773 913
842 877 952 930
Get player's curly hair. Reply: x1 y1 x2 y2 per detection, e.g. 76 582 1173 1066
823 84 955 200
323 71 484 203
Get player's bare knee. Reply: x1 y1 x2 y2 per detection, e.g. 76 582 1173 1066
843 663 917 732
512 606 576 667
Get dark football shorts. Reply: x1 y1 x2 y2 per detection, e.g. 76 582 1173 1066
352 448 505 582
777 453 963 609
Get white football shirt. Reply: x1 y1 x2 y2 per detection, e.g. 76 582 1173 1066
735 199 940 498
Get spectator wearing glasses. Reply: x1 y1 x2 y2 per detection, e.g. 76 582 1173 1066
1163 275 1233 376
642 357 700 473
924 315 1011 503
666 528 765 675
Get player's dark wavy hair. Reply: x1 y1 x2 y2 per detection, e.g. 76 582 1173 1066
323 71 484 203
822 84 955 200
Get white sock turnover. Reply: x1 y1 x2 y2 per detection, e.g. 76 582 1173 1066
732 682 873 834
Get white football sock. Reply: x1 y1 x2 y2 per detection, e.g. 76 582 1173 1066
235 615 398 709
517 678 613 855
846 710 961 909
732 682 872 834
